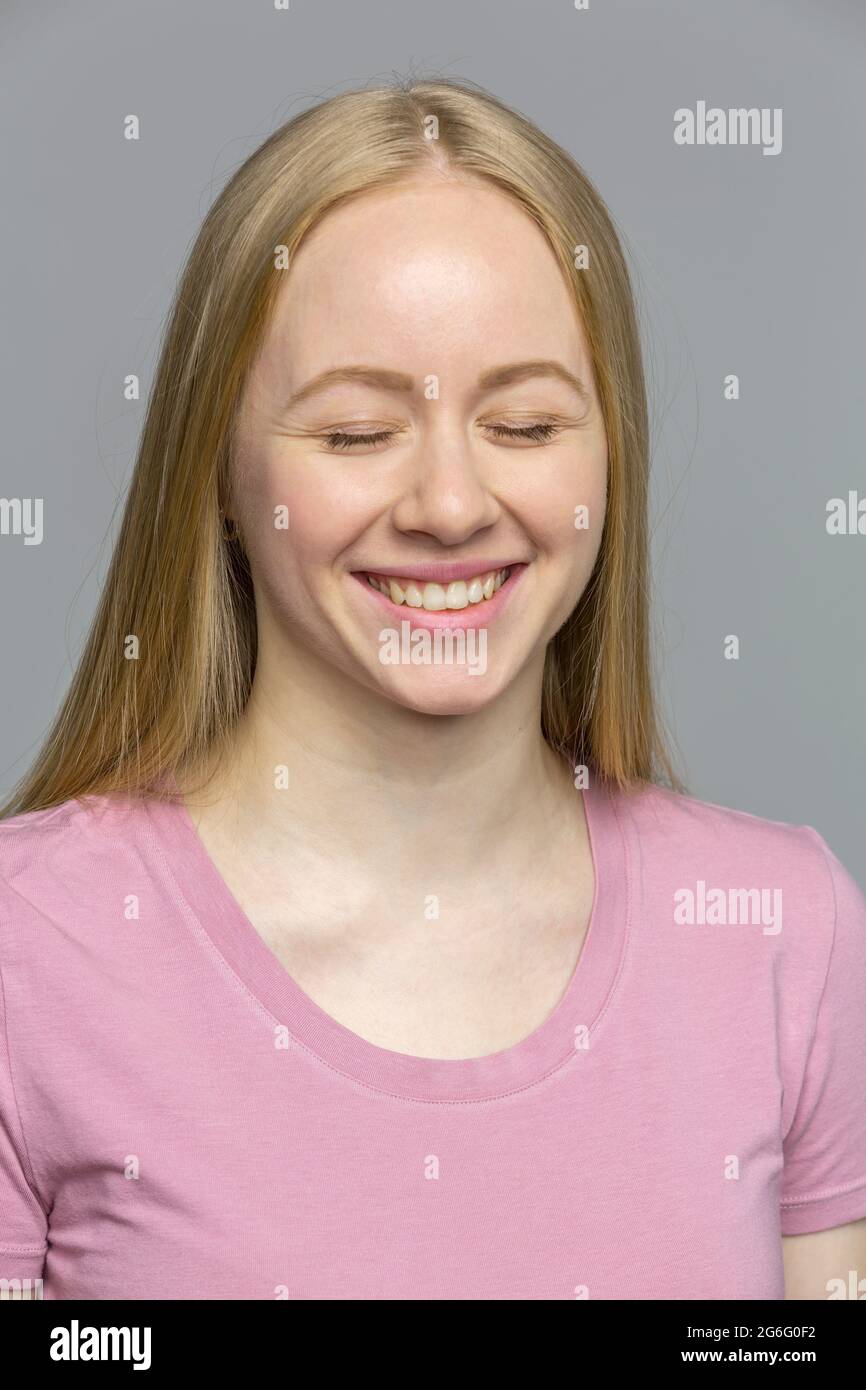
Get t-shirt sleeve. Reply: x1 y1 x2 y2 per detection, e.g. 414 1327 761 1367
0 960 48 1282
780 827 866 1235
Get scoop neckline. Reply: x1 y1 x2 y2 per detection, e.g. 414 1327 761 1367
143 768 634 1104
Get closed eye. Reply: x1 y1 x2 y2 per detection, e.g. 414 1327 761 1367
322 422 562 451
323 430 400 451
484 422 559 443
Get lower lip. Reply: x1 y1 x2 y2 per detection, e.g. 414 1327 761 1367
352 565 528 629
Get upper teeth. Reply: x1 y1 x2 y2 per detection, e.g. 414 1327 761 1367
366 568 512 610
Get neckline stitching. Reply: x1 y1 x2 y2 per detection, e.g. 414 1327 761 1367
140 777 633 1107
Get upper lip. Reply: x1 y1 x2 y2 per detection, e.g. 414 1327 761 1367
355 560 527 584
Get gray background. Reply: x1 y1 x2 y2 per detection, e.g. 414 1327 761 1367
1 0 863 883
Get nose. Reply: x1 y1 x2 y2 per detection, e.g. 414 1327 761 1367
390 417 501 546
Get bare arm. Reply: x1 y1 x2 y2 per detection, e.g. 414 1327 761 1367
783 1217 866 1299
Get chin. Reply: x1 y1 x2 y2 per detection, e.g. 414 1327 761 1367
375 668 507 717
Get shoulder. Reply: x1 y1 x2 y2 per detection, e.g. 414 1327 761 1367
622 778 821 857
0 794 154 954
0 791 144 877
623 778 838 887
617 779 862 969
619 782 866 1127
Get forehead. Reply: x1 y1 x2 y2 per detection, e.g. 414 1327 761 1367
257 176 589 382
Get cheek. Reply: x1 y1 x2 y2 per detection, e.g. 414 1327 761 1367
522 448 607 567
237 453 362 570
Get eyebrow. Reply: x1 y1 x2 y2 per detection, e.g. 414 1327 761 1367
283 359 592 411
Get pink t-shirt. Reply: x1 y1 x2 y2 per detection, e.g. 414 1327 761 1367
1 773 865 1300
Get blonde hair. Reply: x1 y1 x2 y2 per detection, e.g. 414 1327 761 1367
2 75 684 818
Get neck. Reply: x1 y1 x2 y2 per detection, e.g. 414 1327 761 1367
182 642 580 880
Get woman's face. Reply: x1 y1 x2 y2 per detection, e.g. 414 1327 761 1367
230 172 608 715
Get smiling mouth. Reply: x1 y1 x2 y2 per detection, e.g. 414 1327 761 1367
363 566 515 611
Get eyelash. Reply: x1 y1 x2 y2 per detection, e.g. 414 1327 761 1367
322 422 561 451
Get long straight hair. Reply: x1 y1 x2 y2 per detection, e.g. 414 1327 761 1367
1 76 684 818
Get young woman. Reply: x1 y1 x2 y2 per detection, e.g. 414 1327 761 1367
1 77 864 1302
